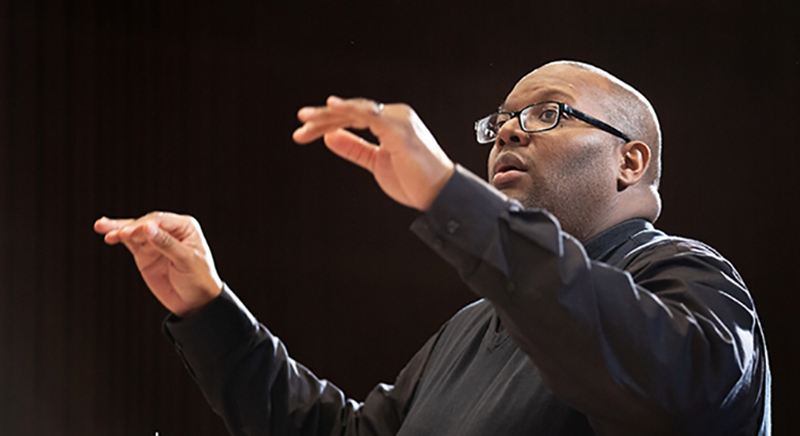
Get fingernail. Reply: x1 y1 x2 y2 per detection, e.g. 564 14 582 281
146 222 158 239
328 95 342 105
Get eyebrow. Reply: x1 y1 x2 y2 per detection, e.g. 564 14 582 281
499 89 575 112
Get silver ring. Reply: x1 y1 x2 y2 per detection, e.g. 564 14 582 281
375 102 385 115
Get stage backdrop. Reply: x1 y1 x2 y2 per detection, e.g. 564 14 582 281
1 0 797 434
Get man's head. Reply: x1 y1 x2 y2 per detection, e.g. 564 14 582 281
485 60 662 241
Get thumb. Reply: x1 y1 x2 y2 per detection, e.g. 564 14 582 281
324 129 379 172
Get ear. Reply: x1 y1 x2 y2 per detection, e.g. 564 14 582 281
617 141 651 191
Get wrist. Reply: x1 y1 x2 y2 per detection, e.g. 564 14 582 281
420 161 456 211
176 280 224 319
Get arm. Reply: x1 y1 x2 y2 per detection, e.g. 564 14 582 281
292 100 767 434
165 286 436 435
94 213 435 435
412 166 769 435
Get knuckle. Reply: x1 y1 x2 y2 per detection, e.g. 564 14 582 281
155 229 172 247
187 215 201 229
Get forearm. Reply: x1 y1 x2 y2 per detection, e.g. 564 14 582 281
163 285 429 436
163 285 349 435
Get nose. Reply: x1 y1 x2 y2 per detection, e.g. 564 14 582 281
495 116 528 148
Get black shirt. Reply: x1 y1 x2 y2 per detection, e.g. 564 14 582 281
165 165 771 435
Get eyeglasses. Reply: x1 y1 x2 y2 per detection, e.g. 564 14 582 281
474 101 631 145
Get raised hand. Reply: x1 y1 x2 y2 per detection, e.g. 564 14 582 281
292 96 455 211
94 212 223 317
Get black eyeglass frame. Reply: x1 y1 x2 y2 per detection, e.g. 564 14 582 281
474 101 631 145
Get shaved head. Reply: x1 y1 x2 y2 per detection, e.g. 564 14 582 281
488 60 664 239
537 60 662 188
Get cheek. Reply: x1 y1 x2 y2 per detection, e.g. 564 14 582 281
546 133 616 176
540 141 616 189
527 141 577 176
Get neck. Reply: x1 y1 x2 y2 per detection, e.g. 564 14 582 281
581 189 659 241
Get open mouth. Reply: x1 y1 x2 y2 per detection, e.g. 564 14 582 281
496 163 524 174
491 153 528 187
493 153 528 176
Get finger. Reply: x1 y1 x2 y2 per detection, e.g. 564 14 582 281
296 105 331 123
297 96 381 120
323 129 379 172
324 96 385 128
94 216 135 235
115 219 194 265
115 212 193 239
297 106 354 124
109 224 154 256
293 115 358 145
105 212 192 246
293 96 385 144
142 221 197 268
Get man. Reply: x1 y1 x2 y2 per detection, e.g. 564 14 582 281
94 61 771 435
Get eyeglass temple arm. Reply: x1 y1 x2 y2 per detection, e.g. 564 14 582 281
563 105 631 142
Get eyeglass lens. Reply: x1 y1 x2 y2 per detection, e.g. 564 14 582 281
476 102 561 144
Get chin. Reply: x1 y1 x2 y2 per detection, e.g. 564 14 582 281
498 187 537 208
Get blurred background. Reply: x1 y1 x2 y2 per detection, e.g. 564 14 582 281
0 0 797 434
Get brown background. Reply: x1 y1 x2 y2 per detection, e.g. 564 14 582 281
1 0 797 434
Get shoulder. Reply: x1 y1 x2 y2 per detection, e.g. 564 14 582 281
426 299 496 347
446 299 494 328
619 228 741 278
630 230 727 260
616 229 753 305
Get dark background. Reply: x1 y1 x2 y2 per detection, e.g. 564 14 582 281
0 0 796 434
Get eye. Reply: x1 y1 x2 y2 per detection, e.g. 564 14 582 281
539 109 558 123
493 114 510 130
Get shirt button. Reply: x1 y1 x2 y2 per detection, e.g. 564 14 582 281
446 220 460 234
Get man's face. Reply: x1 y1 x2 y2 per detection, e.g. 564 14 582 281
486 64 620 239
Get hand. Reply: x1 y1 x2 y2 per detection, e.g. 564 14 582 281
292 96 455 211
94 212 223 317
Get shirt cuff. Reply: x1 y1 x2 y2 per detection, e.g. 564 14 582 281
411 164 514 276
162 284 259 371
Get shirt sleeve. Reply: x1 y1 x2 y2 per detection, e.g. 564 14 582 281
163 285 439 436
411 165 769 436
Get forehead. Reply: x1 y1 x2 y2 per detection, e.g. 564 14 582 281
502 65 608 114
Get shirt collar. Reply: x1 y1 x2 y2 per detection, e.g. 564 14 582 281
583 218 652 261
